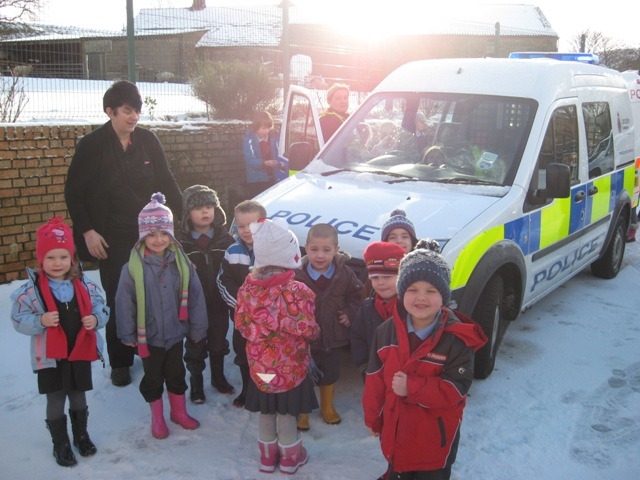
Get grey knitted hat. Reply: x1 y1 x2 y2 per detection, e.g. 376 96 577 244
180 185 227 234
396 239 450 305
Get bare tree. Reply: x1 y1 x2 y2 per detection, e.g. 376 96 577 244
569 30 637 70
0 73 29 123
0 0 42 21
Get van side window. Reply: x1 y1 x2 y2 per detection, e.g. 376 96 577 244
525 105 578 211
583 102 614 178
284 92 320 161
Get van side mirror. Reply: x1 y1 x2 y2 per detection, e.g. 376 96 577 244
289 142 314 172
544 163 571 198
530 162 571 203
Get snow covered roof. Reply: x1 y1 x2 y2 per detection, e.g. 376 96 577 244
135 6 282 48
0 21 120 42
404 4 556 37
134 3 557 48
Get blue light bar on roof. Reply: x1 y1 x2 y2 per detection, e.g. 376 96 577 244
509 52 600 65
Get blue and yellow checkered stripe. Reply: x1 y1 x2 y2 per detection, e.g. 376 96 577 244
450 166 635 290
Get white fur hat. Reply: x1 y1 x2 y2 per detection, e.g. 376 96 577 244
250 218 302 269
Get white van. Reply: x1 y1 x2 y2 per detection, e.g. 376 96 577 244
258 56 640 378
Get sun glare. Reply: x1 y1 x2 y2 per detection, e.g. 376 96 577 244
304 1 466 42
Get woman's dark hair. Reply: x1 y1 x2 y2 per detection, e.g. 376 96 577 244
103 80 143 113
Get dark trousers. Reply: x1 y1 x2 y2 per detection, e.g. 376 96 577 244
311 348 341 386
139 342 187 403
184 306 230 375
99 233 136 369
232 327 248 367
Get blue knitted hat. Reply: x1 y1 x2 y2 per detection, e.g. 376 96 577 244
396 239 450 305
381 209 417 245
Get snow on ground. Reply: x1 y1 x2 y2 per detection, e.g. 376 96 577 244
1 243 639 479
4 77 208 123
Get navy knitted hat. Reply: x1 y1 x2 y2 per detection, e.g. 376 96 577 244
396 239 450 305
381 209 417 245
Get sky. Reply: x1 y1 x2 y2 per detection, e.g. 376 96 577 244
1 235 639 479
34 1 640 52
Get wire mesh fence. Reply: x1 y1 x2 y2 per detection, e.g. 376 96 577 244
1 2 564 122
0 3 385 122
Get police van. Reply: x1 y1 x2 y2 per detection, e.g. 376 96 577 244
257 54 640 378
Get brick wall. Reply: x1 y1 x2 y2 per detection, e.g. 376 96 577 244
0 121 252 284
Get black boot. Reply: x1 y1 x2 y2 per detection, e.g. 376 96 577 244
210 354 234 394
69 407 97 457
190 373 205 404
45 416 77 467
233 364 250 408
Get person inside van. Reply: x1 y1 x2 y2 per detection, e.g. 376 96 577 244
320 84 350 141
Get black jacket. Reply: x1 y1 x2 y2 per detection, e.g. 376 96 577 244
178 227 235 316
65 121 182 261
350 296 387 376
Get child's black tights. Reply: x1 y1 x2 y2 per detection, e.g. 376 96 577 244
46 390 86 420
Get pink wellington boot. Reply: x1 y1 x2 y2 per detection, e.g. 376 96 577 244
167 392 200 430
278 435 308 474
258 438 279 473
150 398 169 439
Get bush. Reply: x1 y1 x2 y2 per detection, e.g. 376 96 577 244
191 60 279 120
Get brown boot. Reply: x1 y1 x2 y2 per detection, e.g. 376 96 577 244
319 384 341 424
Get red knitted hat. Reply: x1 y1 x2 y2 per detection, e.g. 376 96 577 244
363 241 406 277
36 217 75 265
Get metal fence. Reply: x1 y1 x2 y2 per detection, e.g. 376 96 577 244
0 3 383 122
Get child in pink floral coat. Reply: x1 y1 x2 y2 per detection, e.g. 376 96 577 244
235 218 320 475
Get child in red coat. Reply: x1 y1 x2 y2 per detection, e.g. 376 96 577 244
363 240 487 480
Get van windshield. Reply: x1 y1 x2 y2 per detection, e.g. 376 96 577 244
318 92 537 186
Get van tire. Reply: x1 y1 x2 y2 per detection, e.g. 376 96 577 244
472 275 506 379
591 215 626 279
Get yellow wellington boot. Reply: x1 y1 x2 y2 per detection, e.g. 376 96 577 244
319 384 341 425
297 413 310 431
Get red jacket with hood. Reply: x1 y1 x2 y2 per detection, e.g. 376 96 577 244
363 306 487 472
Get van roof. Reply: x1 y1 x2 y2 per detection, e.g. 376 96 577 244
375 57 627 103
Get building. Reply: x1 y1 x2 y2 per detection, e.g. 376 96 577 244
0 3 558 90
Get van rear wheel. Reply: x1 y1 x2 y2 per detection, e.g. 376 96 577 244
591 215 626 279
472 275 507 379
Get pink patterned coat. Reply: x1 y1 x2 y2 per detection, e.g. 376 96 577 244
235 270 320 393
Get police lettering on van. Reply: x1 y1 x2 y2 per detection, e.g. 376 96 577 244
257 54 640 379
270 210 380 241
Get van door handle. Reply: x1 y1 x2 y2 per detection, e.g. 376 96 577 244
588 185 598 195
574 191 586 202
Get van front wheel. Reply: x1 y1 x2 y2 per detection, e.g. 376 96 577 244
591 215 626 279
472 275 506 379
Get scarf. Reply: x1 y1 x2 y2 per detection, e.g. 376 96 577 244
374 294 397 321
127 242 191 358
38 274 97 361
